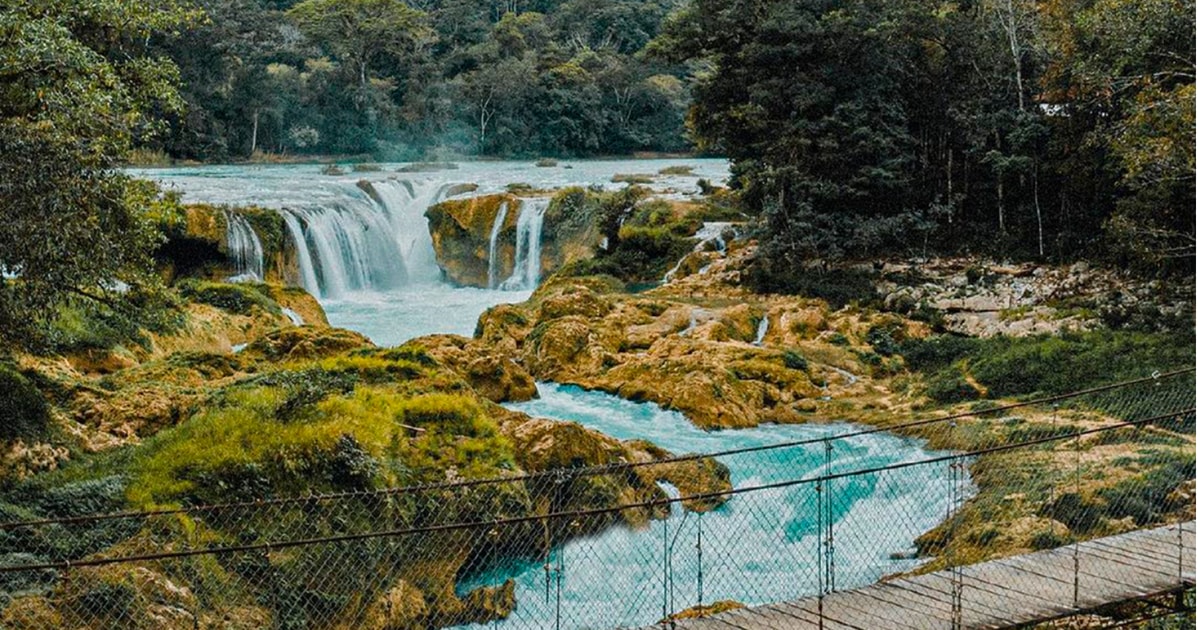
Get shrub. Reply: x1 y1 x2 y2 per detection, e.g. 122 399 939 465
658 165 693 175
781 350 808 371
1030 528 1070 550
0 366 50 441
1097 456 1195 525
746 265 878 309
177 279 281 316
925 370 981 404
1040 492 1103 533
866 324 903 356
899 335 979 371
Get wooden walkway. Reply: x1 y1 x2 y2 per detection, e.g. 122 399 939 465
654 522 1195 629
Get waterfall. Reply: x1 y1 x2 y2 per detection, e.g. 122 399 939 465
225 213 264 281
487 202 510 290
369 179 448 285
662 222 736 283
499 198 550 291
281 308 305 326
282 213 320 295
753 316 769 346
276 180 450 298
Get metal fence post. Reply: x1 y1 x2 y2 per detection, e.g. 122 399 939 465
1073 429 1081 609
947 419 963 630
696 511 704 612
824 437 836 595
816 474 825 630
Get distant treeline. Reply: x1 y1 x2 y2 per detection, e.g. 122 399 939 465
654 0 1195 272
147 0 692 161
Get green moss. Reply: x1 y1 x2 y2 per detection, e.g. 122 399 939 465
176 279 281 316
235 207 287 262
126 386 514 507
781 350 808 372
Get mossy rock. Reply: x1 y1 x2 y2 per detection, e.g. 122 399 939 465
425 194 521 287
177 280 281 316
243 327 373 363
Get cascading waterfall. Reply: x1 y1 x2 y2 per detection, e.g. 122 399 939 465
499 198 550 291
281 213 320 295
662 222 736 283
486 202 510 290
753 316 769 346
277 180 451 298
281 308 305 326
225 213 265 281
369 180 449 285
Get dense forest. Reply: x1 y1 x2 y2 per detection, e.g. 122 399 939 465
148 0 694 160
652 0 1195 274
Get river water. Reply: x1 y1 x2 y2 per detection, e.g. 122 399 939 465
139 159 959 627
137 159 728 345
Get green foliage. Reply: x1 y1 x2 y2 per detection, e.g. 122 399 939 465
747 265 877 308
924 373 982 405
902 330 1196 410
780 350 808 372
177 280 281 316
654 0 1194 269
0 1 197 348
1096 454 1196 525
150 0 690 159
1030 528 1071 551
39 289 184 355
0 366 50 442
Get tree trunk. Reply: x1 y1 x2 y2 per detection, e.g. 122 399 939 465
1000 0 1025 110
250 109 259 156
1033 159 1044 257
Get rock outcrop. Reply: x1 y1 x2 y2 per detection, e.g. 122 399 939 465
425 192 601 288
161 204 298 285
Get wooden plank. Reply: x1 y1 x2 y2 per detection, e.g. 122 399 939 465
737 604 823 629
1017 542 1184 592
850 583 954 628
832 586 947 630
647 525 1197 630
897 573 1029 627
817 590 926 629
769 598 867 630
1083 538 1184 576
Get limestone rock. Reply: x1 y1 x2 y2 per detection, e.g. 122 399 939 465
417 335 537 402
243 326 373 362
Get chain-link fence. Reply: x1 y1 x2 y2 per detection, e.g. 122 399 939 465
0 369 1193 628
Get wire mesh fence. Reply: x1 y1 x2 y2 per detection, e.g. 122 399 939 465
0 369 1193 629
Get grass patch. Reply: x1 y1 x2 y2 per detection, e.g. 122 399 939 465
901 329 1195 414
126 387 514 507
